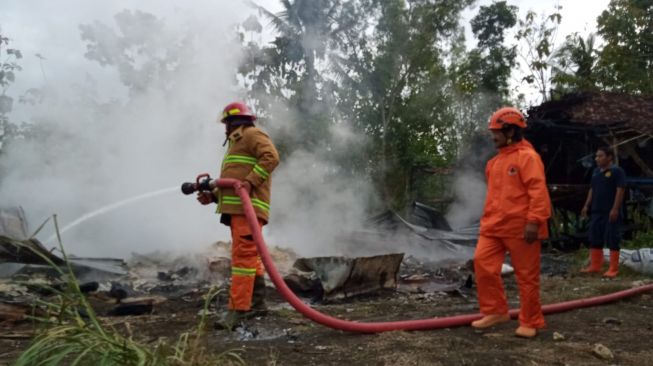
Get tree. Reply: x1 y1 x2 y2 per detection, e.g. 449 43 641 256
79 10 194 95
551 32 599 97
332 0 474 207
241 0 486 207
450 1 518 141
515 6 562 103
470 1 518 96
243 0 522 208
241 0 362 150
595 0 653 95
0 31 23 154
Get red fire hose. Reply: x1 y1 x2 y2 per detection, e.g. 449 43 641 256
216 178 653 333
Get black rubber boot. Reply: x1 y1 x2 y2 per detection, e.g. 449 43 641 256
251 276 268 314
214 310 256 330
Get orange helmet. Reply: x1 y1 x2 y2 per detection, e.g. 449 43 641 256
220 102 256 123
488 107 526 129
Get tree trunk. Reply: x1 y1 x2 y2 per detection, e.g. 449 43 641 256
380 103 391 204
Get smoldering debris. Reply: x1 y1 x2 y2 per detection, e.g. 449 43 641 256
0 207 30 240
281 252 486 303
287 253 404 300
106 296 167 317
0 238 485 326
1 208 129 281
283 201 484 299
0 236 66 266
330 201 479 266
0 197 532 331
0 235 127 281
397 256 474 295
0 302 30 325
0 238 303 322
1 199 489 324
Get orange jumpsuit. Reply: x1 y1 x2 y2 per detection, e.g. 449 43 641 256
474 139 551 329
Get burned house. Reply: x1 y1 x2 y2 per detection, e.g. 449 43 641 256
526 92 653 243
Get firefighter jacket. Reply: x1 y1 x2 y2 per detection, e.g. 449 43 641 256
216 125 279 223
480 139 551 239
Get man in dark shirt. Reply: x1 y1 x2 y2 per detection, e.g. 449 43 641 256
580 146 626 277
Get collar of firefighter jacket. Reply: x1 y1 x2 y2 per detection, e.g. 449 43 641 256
228 125 247 142
499 139 533 154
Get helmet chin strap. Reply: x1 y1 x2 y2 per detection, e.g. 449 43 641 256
501 127 513 145
223 119 255 146
501 124 522 146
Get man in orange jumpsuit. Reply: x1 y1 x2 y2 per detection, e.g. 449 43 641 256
197 101 280 329
471 107 551 338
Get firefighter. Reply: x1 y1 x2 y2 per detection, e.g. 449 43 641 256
471 107 551 338
580 146 626 278
197 101 280 329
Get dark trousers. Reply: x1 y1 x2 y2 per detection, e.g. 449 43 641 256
589 213 621 250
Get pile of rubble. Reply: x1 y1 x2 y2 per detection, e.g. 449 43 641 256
1 235 480 325
0 203 484 327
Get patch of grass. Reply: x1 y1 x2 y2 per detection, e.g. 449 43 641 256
12 215 244 366
571 247 590 268
266 347 280 366
166 286 244 366
608 265 647 279
622 230 653 249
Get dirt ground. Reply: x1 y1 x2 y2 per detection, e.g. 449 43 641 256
2 256 653 366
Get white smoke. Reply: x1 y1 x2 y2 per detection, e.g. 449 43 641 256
445 132 495 230
0 0 483 264
445 169 487 230
267 146 373 257
0 1 254 257
249 96 373 257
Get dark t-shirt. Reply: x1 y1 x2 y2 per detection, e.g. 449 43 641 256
590 165 626 213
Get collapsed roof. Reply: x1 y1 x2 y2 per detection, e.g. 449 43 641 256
528 92 653 137
526 92 653 213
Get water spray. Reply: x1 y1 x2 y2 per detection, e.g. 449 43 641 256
45 186 179 243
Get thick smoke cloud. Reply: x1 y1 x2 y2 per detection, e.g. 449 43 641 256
0 0 374 260
0 1 252 257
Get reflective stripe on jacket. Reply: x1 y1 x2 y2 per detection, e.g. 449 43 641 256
216 125 279 223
